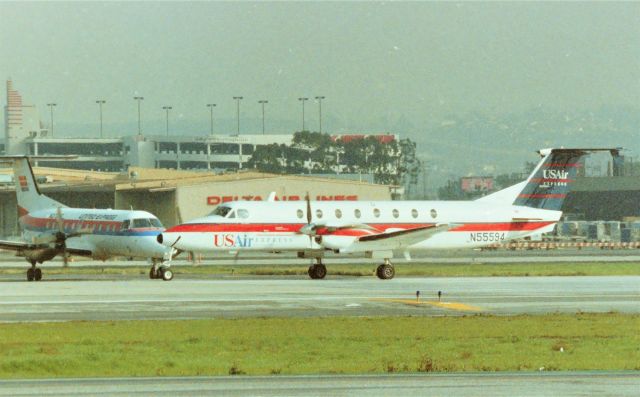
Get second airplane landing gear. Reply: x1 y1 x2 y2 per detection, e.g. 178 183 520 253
376 259 395 280
308 259 327 279
26 263 42 282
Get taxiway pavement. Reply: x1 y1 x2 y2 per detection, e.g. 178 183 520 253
0 275 638 322
0 372 638 396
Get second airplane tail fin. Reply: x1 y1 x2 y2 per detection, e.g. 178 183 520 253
8 157 66 215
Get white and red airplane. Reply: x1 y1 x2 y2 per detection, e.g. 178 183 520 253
0 156 174 281
158 148 619 280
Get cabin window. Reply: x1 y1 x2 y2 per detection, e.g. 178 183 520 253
411 209 419 218
335 209 342 219
373 208 380 218
392 209 399 218
354 209 361 218
316 209 323 219
211 206 232 217
296 209 304 219
237 209 250 219
430 209 437 219
133 218 152 228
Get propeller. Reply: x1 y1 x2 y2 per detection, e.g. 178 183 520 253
51 207 93 267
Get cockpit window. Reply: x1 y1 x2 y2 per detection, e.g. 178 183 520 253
150 218 163 228
211 206 233 217
121 220 130 230
132 218 152 228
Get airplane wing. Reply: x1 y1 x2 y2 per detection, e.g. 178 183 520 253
0 239 92 257
338 224 449 253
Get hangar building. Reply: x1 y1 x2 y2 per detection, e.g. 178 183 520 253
0 166 394 238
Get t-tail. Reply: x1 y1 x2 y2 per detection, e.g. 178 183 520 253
513 148 621 211
0 156 67 216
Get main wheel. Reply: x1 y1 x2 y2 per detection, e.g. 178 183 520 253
160 267 174 281
376 264 395 280
308 265 317 279
26 268 35 282
311 264 327 280
34 268 42 281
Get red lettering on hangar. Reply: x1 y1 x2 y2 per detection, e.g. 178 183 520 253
206 194 358 205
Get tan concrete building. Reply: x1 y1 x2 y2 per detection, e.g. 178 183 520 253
0 166 394 237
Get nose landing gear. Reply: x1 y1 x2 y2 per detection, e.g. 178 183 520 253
149 261 174 281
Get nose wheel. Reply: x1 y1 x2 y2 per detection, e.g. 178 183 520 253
149 264 174 281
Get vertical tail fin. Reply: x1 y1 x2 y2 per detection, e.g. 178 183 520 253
11 157 65 215
513 148 620 211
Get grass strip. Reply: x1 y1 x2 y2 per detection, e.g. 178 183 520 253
1 261 639 277
0 313 638 378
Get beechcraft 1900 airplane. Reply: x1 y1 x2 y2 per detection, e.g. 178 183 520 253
0 156 174 281
157 148 619 280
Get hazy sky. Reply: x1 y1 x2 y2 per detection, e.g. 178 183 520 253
1 2 639 136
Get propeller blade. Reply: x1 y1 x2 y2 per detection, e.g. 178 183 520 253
305 192 312 225
56 207 64 234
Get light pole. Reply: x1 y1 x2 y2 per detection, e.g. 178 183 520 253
233 96 243 135
162 106 172 136
298 97 308 132
133 96 144 134
315 96 325 134
96 99 106 138
206 103 216 135
258 100 268 135
47 103 56 137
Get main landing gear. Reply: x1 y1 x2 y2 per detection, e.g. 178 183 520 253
26 262 43 282
376 259 395 280
149 262 174 281
308 258 327 280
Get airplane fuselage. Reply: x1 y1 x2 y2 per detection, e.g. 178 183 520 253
20 207 168 261
160 200 561 253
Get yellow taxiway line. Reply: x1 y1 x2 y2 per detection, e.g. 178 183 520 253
370 298 484 312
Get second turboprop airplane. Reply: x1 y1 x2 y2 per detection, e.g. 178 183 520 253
0 156 174 281
158 148 619 280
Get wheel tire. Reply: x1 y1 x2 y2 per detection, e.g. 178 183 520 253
308 265 317 279
376 265 384 279
27 268 34 282
378 264 395 280
34 268 42 281
160 268 174 281
313 264 327 280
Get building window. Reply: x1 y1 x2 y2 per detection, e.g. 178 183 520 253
354 209 361 218
392 209 399 218
411 209 418 218
373 208 380 218
335 209 342 219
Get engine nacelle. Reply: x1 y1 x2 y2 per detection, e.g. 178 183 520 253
24 247 59 264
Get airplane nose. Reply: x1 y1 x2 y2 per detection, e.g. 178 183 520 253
156 233 163 244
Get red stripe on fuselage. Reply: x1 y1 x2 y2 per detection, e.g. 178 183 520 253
167 221 555 234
